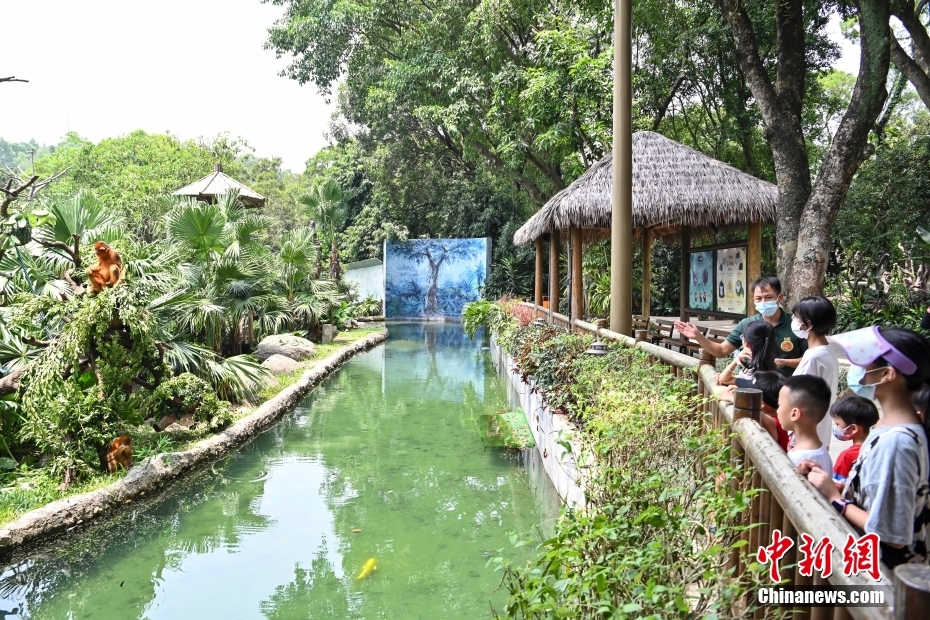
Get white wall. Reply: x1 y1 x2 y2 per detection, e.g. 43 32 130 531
345 264 384 305
492 340 590 508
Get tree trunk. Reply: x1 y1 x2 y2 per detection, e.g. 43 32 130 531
715 0 890 304
714 0 812 295
788 0 891 299
313 236 323 279
890 34 930 110
329 238 342 282
424 257 443 316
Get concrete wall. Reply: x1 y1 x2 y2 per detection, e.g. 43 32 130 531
491 340 589 508
345 264 384 304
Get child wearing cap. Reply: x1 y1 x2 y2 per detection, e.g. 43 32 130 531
829 395 879 488
777 375 834 472
802 326 930 569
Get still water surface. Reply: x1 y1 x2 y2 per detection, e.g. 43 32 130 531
0 323 557 619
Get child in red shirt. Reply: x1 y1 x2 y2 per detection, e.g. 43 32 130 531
748 371 790 451
829 394 879 488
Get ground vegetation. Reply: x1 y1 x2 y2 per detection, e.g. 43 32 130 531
466 299 762 617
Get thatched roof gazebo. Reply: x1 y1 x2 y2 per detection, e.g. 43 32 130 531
515 131 778 324
173 164 266 208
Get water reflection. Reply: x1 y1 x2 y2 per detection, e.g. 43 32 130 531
0 323 557 619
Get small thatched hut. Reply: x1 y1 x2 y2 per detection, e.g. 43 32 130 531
515 131 778 322
173 164 266 208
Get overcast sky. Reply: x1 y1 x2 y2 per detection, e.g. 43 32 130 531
0 0 334 172
1 3 859 173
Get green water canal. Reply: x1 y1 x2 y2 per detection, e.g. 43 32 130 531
0 323 558 619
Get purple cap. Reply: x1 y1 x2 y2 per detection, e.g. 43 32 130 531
828 326 917 375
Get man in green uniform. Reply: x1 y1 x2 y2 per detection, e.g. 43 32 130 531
674 276 807 376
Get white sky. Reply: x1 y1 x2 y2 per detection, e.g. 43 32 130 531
0 4 860 173
0 0 334 172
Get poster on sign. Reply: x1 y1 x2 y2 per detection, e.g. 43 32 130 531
688 251 714 310
715 246 747 314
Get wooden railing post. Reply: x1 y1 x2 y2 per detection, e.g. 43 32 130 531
698 349 715 367
730 388 761 574
895 565 930 620
733 388 762 424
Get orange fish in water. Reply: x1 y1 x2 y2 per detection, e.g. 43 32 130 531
356 558 377 580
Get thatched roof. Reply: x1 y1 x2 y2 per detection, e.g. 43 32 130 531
173 164 266 208
513 131 777 245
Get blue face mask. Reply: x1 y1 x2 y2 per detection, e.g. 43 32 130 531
832 424 853 441
846 365 884 400
757 300 779 317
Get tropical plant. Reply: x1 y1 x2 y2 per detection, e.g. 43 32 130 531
350 296 382 317
300 179 358 282
166 191 273 355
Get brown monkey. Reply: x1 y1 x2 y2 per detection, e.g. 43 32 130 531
85 241 124 294
104 435 133 472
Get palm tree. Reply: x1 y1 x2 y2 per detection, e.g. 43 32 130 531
267 226 340 337
299 179 357 282
166 191 271 355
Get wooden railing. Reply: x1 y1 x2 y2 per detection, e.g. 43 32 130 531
518 302 930 619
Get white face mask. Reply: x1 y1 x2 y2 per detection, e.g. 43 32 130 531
791 318 809 340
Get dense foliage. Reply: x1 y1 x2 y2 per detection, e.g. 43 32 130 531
0 158 380 488
469 301 760 617
261 0 930 310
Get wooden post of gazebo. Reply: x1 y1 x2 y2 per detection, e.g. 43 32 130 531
570 227 583 325
679 226 690 323
535 238 545 307
549 229 560 319
747 221 762 315
641 228 652 317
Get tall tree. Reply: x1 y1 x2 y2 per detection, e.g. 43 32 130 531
888 0 930 110
713 0 891 300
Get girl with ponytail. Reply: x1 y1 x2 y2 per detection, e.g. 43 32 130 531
802 326 930 569
715 320 777 386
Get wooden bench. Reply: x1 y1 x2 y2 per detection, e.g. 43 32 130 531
651 318 703 355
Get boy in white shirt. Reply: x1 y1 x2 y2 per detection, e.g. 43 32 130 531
791 296 840 449
777 374 834 473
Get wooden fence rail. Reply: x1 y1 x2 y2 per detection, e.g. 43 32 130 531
516 302 930 619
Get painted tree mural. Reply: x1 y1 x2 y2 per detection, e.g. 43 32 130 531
385 238 488 318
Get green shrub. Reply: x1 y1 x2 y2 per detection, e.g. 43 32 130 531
488 323 762 618
147 373 231 431
462 299 506 339
351 296 383 317
17 285 162 482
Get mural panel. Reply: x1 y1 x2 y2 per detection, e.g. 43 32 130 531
384 238 490 319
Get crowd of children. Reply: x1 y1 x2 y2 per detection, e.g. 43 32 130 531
678 277 930 570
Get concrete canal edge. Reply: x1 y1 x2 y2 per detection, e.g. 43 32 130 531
0 329 389 552
490 339 590 508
